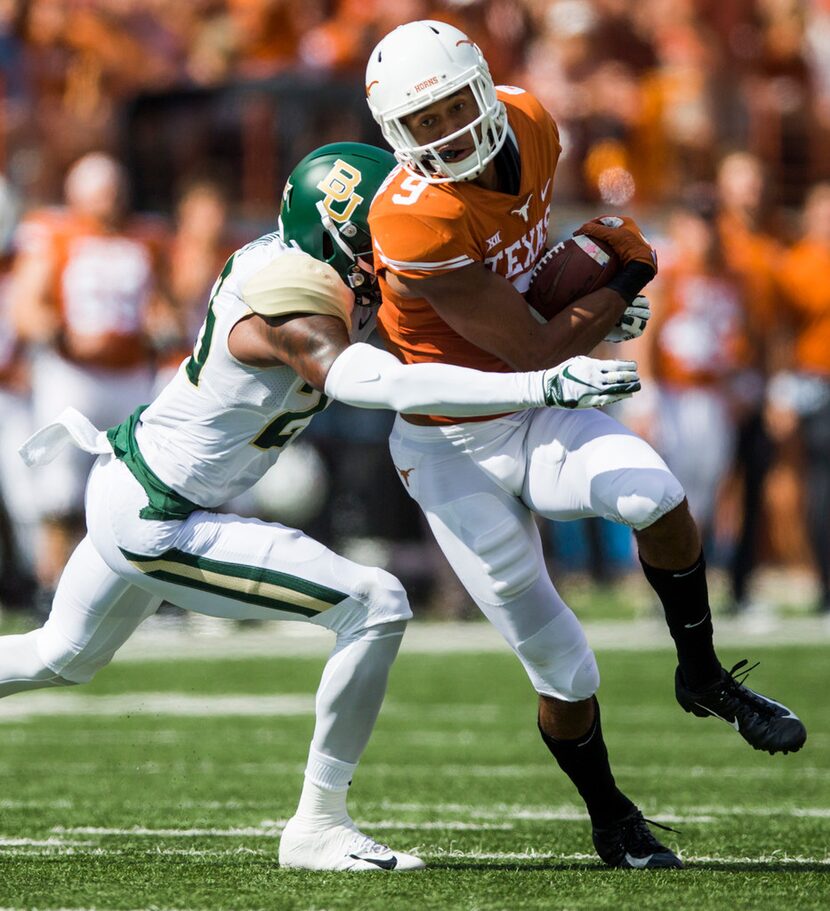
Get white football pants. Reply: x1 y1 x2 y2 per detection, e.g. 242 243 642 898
390 407 685 701
0 454 411 777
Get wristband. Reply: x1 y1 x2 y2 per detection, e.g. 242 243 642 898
606 262 655 304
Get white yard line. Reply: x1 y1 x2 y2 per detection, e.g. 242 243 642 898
109 615 830 662
0 904 241 911
0 905 193 911
0 800 72 809
8 800 830 819
0 759 826 781
376 802 830 820
0 837 93 847
0 692 522 724
51 824 288 837
0 693 314 722
52 820 513 837
2 843 828 868
46 805 830 840
423 849 830 866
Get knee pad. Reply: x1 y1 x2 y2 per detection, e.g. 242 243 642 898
352 567 413 625
359 618 408 642
607 467 686 530
36 624 110 685
55 651 115 685
0 630 79 696
514 609 599 701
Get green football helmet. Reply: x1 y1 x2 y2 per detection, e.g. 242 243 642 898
279 142 396 308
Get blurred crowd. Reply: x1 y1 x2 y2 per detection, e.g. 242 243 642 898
1 0 830 620
2 0 830 205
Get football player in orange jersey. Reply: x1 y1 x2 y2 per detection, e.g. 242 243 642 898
365 20 806 868
10 152 171 610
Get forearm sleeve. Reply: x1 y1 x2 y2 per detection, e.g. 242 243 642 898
324 343 547 416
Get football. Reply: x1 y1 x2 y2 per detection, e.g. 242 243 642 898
525 234 620 322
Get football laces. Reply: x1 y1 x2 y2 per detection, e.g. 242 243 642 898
529 243 564 284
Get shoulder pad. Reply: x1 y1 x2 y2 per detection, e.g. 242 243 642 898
241 250 354 330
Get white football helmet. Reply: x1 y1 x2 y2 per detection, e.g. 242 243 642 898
365 20 508 183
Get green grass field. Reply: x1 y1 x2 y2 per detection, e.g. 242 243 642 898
0 629 828 910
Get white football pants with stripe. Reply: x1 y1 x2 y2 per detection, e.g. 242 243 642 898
389 407 685 702
0 453 412 783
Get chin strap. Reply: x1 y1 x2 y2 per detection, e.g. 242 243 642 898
315 201 357 261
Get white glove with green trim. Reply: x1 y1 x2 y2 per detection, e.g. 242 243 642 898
543 356 641 409
605 294 651 343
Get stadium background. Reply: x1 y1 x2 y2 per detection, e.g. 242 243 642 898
3 0 828 619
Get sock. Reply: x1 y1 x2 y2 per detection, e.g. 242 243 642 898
292 748 355 828
539 699 636 828
639 551 722 691
294 780 351 829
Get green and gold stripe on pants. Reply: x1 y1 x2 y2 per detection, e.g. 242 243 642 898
120 547 348 618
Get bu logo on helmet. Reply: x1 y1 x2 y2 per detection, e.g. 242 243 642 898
316 160 364 224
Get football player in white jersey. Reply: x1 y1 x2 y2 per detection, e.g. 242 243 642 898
0 142 642 872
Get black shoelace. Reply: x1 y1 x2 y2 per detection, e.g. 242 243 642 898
721 660 777 717
616 812 680 854
640 816 681 837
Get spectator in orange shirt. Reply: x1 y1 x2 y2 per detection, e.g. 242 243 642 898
773 182 830 614
637 199 755 545
154 179 235 389
10 152 170 611
716 151 786 613
0 174 37 611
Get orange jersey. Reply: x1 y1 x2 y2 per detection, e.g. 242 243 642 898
717 211 782 339
652 264 749 388
16 208 167 370
777 240 830 375
370 88 561 423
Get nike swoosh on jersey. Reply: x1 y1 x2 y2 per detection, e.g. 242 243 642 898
541 178 552 200
694 702 740 730
358 312 373 330
624 853 654 868
349 852 398 870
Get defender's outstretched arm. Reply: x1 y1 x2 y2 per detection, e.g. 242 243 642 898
228 311 640 414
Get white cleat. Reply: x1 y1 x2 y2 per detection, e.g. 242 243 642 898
278 816 425 872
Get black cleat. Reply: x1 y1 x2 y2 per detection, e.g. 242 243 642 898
592 809 683 869
675 660 807 755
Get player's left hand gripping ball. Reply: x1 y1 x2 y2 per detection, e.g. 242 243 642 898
605 295 651 343
575 215 657 276
543 356 641 409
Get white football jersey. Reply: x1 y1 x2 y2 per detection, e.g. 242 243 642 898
124 231 375 511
